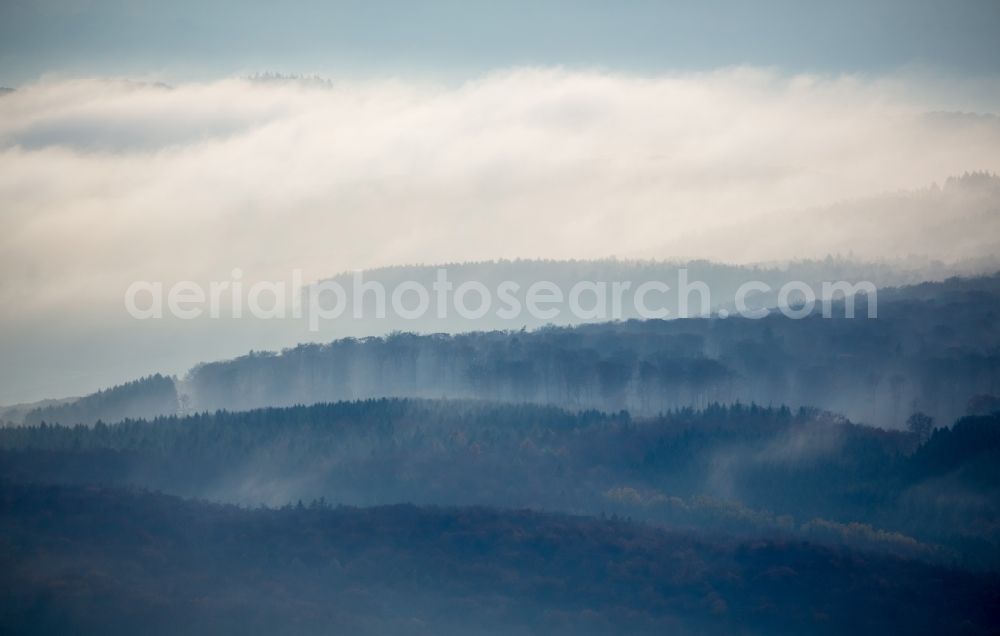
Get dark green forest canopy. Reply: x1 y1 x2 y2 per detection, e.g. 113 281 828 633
3 399 999 568
2 276 998 634
2 481 998 636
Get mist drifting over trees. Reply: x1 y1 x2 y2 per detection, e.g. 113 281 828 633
4 1 1000 633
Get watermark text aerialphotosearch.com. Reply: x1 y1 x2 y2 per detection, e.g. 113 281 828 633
125 268 878 330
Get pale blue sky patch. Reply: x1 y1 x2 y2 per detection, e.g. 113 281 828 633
1 0 999 85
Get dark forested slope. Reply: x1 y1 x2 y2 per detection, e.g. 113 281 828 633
9 274 999 429
4 400 999 566
20 374 178 427
180 272 1000 427
2 482 997 636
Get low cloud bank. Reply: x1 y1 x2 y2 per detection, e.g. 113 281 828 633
1 68 999 314
1 68 999 402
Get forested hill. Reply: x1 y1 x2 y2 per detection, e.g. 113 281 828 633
182 273 1000 427
2 481 998 636
18 374 178 427
6 273 999 428
309 255 978 334
4 399 1000 567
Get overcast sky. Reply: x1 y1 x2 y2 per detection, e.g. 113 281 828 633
1 1 999 403
2 0 1000 86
